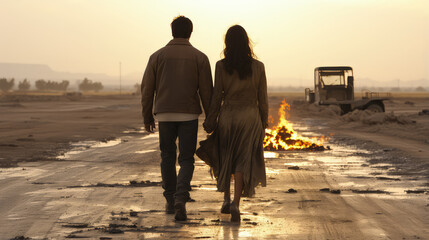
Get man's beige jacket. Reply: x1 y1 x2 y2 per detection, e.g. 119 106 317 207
141 38 213 125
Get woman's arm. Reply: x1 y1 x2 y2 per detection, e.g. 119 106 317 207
203 61 224 133
258 63 269 128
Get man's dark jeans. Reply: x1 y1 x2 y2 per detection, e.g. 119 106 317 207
158 119 198 203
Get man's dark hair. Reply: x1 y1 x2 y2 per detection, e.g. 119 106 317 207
171 16 193 39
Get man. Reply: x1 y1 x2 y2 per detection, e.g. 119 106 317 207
141 16 213 221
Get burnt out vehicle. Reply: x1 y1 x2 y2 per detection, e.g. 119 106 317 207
305 66 389 114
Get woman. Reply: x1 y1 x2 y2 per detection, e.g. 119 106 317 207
197 25 268 222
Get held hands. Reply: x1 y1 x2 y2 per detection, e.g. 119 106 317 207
144 122 156 133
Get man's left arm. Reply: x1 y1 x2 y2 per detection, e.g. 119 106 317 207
141 55 156 132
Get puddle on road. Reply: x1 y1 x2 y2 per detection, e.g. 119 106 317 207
57 136 159 161
141 134 159 140
92 139 122 148
265 168 280 175
264 152 278 158
262 123 427 197
122 127 146 134
265 141 427 197
57 139 122 159
135 149 157 154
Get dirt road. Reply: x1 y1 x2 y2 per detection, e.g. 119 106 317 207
1 121 427 239
1 93 428 239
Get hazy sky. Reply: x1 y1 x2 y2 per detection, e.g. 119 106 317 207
1 0 428 86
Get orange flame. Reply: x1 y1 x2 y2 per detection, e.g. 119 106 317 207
263 100 326 151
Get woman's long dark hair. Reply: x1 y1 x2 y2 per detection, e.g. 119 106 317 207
222 25 255 79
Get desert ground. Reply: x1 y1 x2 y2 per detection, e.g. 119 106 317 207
0 92 428 239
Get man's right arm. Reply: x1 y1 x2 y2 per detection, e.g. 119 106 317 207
198 55 213 119
141 55 156 129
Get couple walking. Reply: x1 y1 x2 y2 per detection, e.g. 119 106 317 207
141 16 268 222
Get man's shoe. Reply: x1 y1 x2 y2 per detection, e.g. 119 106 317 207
166 200 175 214
174 201 187 221
220 200 231 214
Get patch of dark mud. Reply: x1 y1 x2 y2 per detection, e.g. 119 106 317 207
255 199 274 203
110 217 130 221
108 223 137 228
405 189 427 194
65 231 89 238
245 222 258 226
67 180 161 188
320 188 341 194
62 223 90 228
111 210 163 217
128 180 161 186
370 172 383 176
348 176 373 179
285 188 297 193
351 189 390 194
376 176 401 181
9 237 32 240
32 182 54 185
104 228 124 234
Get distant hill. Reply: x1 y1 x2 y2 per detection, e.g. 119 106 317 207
1 62 426 90
0 62 140 86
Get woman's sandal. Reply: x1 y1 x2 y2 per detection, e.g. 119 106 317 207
230 202 240 222
221 200 231 214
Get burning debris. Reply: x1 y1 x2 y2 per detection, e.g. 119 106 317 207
264 100 326 151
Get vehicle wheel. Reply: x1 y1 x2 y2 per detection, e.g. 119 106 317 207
366 104 383 112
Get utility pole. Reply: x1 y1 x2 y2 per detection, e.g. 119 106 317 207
119 61 122 95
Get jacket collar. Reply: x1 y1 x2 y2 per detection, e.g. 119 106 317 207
167 38 192 46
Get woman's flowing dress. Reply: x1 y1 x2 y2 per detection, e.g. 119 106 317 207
197 59 268 197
